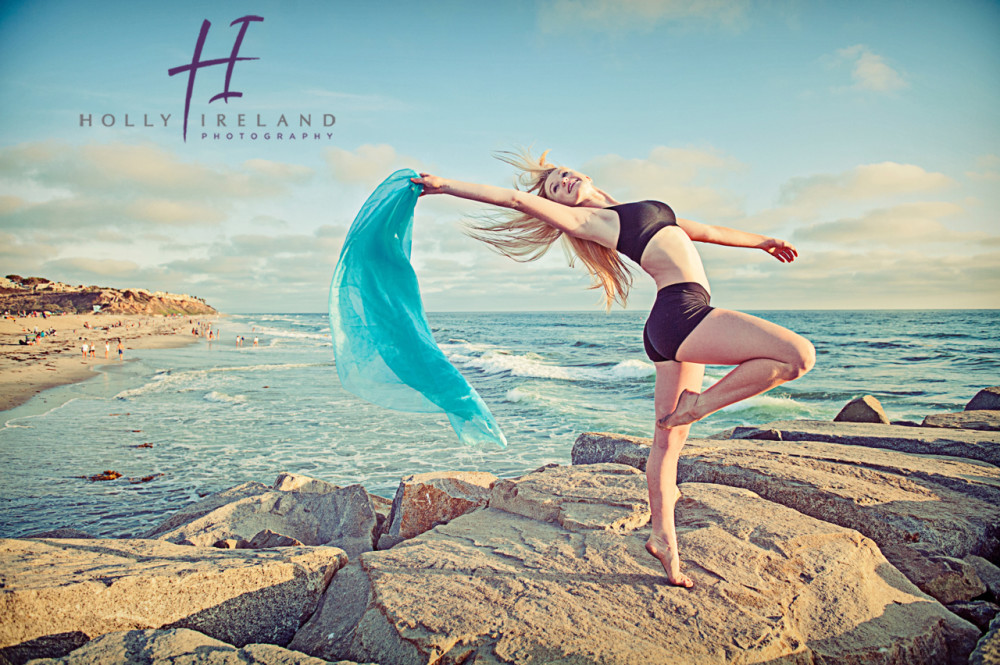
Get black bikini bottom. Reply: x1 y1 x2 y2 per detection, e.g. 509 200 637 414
643 282 714 363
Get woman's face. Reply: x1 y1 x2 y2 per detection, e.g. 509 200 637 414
544 167 592 206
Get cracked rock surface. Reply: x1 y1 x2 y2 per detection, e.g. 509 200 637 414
23 628 366 665
290 465 978 665
0 538 347 663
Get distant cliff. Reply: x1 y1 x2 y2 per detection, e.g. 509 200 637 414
0 275 218 315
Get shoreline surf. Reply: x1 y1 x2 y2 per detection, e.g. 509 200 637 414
0 313 218 412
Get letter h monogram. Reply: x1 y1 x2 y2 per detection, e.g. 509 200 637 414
168 15 263 142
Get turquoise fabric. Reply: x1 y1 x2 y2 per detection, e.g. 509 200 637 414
329 169 507 448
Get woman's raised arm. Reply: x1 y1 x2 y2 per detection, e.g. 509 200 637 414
411 173 598 236
677 218 799 264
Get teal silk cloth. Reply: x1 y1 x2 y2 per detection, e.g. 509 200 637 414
329 169 507 448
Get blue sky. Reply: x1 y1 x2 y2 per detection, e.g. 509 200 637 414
1 0 997 312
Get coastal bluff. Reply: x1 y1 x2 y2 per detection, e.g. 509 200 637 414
2 391 999 664
0 275 216 315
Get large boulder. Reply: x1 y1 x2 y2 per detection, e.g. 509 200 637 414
576 433 1000 558
968 555 1000 601
923 411 1000 432
731 419 1000 466
971 613 1000 665
880 543 986 604
246 529 305 548
946 601 1000 632
0 538 347 664
143 481 270 539
489 463 650 531
22 529 96 539
674 437 1000 562
273 473 341 493
570 432 653 470
378 471 496 549
834 395 891 424
967 387 1000 411
290 465 979 665
572 432 1000 601
147 484 379 558
369 494 392 531
22 628 362 665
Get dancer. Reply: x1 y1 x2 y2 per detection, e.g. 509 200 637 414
411 149 814 587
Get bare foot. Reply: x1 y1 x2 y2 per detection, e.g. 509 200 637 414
657 389 702 430
644 533 694 588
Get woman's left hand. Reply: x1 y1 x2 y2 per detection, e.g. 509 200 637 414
410 173 448 196
759 238 798 263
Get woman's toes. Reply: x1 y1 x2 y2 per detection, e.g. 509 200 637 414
668 574 694 588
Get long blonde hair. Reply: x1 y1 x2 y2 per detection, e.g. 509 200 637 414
464 147 634 310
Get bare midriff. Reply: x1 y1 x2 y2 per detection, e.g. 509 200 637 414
582 209 711 295
639 227 711 294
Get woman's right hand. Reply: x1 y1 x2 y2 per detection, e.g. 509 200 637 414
411 173 448 196
759 237 799 263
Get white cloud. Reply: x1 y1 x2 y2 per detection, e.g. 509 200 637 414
217 231 343 258
0 142 308 199
247 214 291 229
966 154 1000 183
0 232 58 266
324 144 423 187
2 196 219 233
538 0 750 32
580 146 746 220
0 195 26 214
124 199 227 225
0 141 312 234
779 162 953 211
794 201 985 246
834 45 907 92
700 247 1000 310
802 250 1000 303
44 257 141 278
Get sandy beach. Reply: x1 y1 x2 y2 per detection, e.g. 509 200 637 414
0 313 215 412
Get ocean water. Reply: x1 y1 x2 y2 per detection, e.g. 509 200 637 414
0 309 997 538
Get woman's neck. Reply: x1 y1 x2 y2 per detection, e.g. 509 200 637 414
580 189 619 207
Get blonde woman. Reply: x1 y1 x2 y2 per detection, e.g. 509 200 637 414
411 150 814 588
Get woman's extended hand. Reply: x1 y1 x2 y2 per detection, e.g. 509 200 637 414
410 173 448 196
759 238 798 263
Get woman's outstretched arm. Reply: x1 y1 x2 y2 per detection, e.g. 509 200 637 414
677 218 799 263
412 173 517 207
411 173 603 237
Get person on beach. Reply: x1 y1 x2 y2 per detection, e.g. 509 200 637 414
81 342 88 359
117 339 124 361
411 149 815 588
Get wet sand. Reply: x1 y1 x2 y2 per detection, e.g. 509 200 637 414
0 314 215 411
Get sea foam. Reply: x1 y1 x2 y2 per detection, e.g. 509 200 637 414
204 391 247 405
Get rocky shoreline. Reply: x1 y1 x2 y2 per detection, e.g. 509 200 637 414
0 276 216 316
2 389 999 665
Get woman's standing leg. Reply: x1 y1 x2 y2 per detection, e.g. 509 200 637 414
646 359 704 587
659 309 815 429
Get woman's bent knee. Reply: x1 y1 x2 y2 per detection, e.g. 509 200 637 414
788 339 815 379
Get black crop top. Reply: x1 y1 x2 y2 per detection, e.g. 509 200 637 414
607 200 677 263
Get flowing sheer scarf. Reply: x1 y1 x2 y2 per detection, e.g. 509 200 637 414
329 169 507 448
